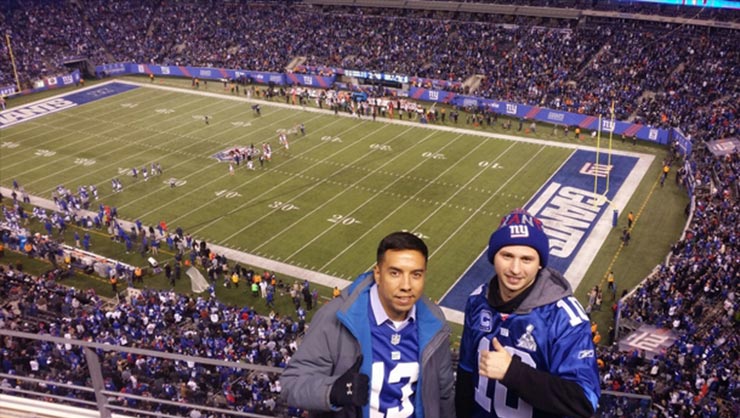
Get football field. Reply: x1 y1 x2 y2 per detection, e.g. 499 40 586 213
0 81 653 319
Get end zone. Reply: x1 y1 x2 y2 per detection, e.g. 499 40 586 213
0 81 138 129
440 148 654 322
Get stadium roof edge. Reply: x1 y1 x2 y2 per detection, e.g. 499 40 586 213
304 0 739 29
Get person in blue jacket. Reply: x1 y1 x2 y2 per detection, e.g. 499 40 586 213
281 231 455 418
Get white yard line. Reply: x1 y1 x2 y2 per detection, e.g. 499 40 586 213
286 129 466 268
3 90 153 162
1 88 159 173
172 117 357 233
12 91 213 192
223 124 413 247
323 134 490 273
30 95 217 194
122 108 329 217
436 146 549 303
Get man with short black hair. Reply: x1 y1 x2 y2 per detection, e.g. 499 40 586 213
281 232 455 417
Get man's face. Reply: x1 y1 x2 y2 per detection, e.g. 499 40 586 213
493 245 540 301
373 249 426 321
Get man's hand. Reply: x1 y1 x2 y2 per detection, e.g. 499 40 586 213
479 337 513 380
330 356 369 407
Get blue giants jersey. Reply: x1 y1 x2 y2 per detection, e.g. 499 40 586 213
370 316 420 417
459 283 601 418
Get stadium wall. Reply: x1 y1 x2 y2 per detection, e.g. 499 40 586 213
0 70 81 98
94 62 682 150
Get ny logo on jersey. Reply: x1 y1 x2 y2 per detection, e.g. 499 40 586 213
509 224 530 239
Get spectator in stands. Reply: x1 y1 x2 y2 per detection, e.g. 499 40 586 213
281 231 455 417
455 208 600 418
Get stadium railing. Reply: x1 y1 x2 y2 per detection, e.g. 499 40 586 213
0 328 284 418
597 390 654 417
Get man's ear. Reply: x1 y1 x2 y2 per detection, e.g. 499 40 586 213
373 264 380 282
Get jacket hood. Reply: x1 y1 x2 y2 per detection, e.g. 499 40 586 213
514 267 573 314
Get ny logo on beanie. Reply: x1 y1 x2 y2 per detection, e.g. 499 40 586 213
487 209 550 267
509 224 530 238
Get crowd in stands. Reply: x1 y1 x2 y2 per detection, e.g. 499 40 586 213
432 0 740 21
0 0 108 88
1 180 319 416
594 145 738 417
0 194 321 417
1 2 737 145
0 1 738 417
0 263 304 416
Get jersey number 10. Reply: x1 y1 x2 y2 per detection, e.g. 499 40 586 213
473 297 588 417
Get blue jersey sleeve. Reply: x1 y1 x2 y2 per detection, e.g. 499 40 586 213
545 296 602 411
458 284 489 374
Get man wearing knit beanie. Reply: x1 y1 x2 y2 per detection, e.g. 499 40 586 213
455 208 601 418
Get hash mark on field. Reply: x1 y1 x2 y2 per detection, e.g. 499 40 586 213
29 95 219 191
130 108 333 218
269 168 485 214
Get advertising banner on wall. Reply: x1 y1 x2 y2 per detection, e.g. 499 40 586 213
0 85 16 96
410 87 671 145
4 70 81 98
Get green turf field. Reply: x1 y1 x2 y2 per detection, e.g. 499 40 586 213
0 81 574 299
0 78 690 339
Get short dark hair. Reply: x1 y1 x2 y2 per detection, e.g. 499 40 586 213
376 232 428 264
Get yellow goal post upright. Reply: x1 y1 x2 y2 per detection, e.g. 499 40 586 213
593 100 619 227
5 33 21 93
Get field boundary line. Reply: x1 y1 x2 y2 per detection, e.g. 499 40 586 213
120 79 654 160
0 185 353 292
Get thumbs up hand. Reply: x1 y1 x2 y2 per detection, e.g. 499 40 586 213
479 337 513 380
